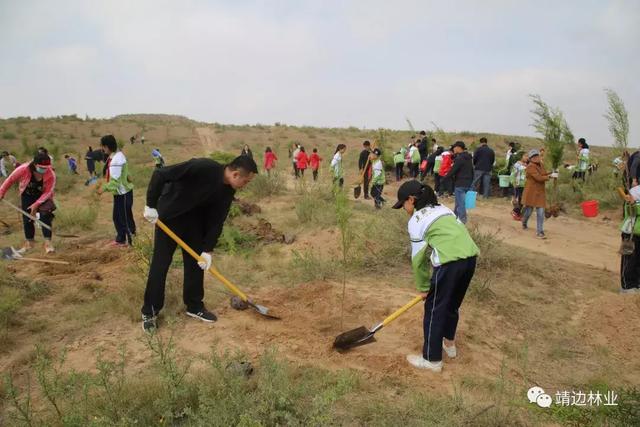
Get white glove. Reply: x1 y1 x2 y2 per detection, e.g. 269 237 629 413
198 252 212 271
143 206 159 224
550 172 559 179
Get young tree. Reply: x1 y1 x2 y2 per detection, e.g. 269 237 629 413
604 88 629 153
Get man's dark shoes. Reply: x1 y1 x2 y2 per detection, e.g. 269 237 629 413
186 308 217 323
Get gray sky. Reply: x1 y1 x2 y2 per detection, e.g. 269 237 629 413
1 0 638 146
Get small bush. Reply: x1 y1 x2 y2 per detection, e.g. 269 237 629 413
289 249 335 282
0 266 48 344
210 151 237 164
2 131 16 140
55 203 98 231
216 225 257 254
245 171 285 199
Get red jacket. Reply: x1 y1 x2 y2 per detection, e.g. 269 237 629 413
296 151 309 169
309 153 322 170
0 163 56 210
264 152 277 170
438 152 453 177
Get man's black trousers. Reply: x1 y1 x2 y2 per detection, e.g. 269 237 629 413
142 211 206 316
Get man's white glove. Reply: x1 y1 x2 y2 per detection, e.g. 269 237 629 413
143 206 159 224
198 252 212 271
549 172 559 179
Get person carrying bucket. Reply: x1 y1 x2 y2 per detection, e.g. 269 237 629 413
392 180 479 372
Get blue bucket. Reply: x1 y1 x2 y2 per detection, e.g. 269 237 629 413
465 191 477 209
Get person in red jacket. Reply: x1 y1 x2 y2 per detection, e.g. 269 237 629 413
438 147 454 197
309 148 322 181
0 152 57 253
263 147 277 176
295 146 309 178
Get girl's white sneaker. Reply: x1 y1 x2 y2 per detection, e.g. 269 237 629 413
406 355 443 372
443 340 457 358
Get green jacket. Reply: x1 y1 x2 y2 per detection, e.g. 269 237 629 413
409 205 479 292
393 153 404 164
621 202 640 235
371 159 385 185
103 151 134 195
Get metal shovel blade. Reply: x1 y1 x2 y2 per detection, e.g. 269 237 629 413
333 326 377 351
353 186 362 199
248 301 280 320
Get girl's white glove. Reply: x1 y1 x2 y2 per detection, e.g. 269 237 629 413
198 252 212 271
143 206 159 223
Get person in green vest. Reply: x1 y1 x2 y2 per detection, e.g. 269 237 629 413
409 142 421 178
370 148 386 208
99 135 136 247
573 138 590 181
510 151 527 220
620 190 640 294
330 144 346 188
432 146 444 194
394 150 405 181
392 180 479 372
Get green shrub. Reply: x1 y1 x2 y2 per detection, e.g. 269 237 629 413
210 151 237 164
216 225 257 254
245 171 285 199
288 249 335 282
0 266 48 344
55 203 98 231
2 131 16 140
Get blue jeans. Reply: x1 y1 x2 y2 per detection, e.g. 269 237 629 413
472 170 491 198
454 187 470 224
522 206 544 234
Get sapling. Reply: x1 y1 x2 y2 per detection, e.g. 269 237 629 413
529 94 574 215
333 186 353 329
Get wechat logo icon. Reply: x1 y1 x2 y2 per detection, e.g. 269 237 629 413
527 386 552 408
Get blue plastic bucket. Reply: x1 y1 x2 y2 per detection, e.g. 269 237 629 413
465 191 477 209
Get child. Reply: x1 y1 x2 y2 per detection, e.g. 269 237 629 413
100 135 136 247
292 144 300 177
392 180 479 372
370 148 385 208
330 144 346 188
0 153 57 253
620 189 640 294
393 150 404 181
510 152 527 220
151 148 165 169
432 146 444 193
573 138 590 181
309 148 322 181
64 155 78 174
296 146 309 178
437 147 453 197
264 147 277 176
409 142 421 178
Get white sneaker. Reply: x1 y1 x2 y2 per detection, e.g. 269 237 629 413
443 340 457 358
406 354 443 372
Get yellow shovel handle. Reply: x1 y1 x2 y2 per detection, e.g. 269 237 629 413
155 219 249 301
381 295 424 327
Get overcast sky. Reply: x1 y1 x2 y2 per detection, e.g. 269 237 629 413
1 0 638 146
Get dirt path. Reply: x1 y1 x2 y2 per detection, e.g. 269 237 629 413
374 179 620 273
195 127 221 155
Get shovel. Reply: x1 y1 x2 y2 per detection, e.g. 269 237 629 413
155 219 280 320
1 246 70 265
333 294 423 351
1 200 79 238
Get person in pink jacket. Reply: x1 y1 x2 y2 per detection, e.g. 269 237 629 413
0 152 57 253
263 147 278 176
295 146 309 178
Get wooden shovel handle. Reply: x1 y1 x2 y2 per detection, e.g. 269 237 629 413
18 257 70 265
155 219 249 301
381 295 424 327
